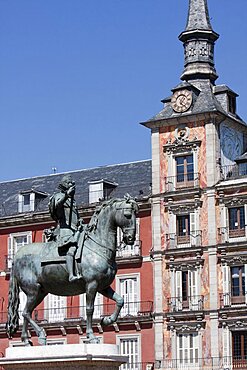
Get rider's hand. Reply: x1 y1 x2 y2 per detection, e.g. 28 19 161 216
67 185 75 197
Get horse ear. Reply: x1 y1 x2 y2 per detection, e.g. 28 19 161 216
124 193 131 202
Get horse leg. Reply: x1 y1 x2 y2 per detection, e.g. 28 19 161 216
21 286 47 346
86 281 99 343
100 286 124 326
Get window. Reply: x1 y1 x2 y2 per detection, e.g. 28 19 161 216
117 336 140 370
88 180 117 204
117 275 140 316
176 155 194 185
232 332 247 367
231 266 246 304
175 270 200 311
229 207 245 237
177 333 199 367
177 215 190 244
44 294 67 322
18 193 35 212
228 95 236 114
8 232 32 269
80 293 103 319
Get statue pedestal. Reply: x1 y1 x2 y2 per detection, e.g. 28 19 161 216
0 343 127 370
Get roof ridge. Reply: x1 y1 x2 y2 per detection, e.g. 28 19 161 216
0 159 151 185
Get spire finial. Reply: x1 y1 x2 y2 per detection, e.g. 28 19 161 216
179 0 219 83
186 0 212 31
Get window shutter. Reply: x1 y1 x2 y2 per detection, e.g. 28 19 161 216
27 232 32 244
245 264 247 304
117 227 122 246
190 213 196 245
223 326 231 360
135 218 140 244
8 236 13 269
222 265 230 306
245 205 247 237
189 270 198 310
176 271 182 310
18 194 23 213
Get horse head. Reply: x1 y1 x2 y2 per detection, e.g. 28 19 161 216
115 194 139 245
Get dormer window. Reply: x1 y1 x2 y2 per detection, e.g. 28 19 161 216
88 180 117 204
228 94 236 115
18 189 48 213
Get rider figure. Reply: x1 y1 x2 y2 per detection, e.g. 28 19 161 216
49 175 83 282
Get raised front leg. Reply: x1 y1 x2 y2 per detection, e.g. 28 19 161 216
86 281 99 343
100 286 124 326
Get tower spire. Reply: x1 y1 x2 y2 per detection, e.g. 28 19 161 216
179 0 219 83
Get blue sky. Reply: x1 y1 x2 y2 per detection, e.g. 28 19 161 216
0 0 246 181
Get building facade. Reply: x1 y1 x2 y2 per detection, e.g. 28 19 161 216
0 161 154 369
143 0 247 369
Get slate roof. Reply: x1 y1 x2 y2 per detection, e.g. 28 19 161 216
143 81 247 126
185 0 212 31
0 160 152 217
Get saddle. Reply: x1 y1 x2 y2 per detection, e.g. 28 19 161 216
40 229 86 266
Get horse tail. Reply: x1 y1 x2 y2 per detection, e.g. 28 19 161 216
6 268 20 338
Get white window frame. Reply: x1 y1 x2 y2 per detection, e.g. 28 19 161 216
222 205 247 243
116 273 140 317
79 293 103 319
117 218 141 258
176 332 200 368
8 231 32 269
18 192 35 212
88 181 104 204
116 334 141 370
167 149 199 191
44 294 67 323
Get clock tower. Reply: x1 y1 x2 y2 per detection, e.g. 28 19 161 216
142 0 247 365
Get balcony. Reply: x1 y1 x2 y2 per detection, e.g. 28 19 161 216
0 301 153 327
166 232 202 250
221 164 247 181
116 241 142 265
165 173 200 193
160 356 247 369
167 296 204 312
220 293 247 308
218 227 247 244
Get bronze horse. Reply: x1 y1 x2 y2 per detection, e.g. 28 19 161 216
6 196 138 345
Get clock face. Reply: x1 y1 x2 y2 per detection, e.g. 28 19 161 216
171 90 193 113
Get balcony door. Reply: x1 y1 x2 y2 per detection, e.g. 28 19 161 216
117 275 139 317
232 331 247 368
176 155 194 187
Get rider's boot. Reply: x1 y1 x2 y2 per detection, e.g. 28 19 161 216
66 250 81 282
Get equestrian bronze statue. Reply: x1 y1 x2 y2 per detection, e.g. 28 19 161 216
6 177 138 346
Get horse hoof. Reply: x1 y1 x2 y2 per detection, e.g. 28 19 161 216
89 337 100 344
38 337 47 346
101 316 112 326
23 340 33 347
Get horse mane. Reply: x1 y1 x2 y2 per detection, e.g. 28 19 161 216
87 198 119 232
87 195 138 232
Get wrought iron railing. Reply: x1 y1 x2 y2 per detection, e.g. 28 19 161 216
165 173 200 192
167 296 204 312
166 231 202 249
159 356 247 369
218 227 247 244
221 164 247 181
220 293 247 308
0 301 153 325
116 241 142 259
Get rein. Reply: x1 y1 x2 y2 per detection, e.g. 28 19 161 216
85 234 116 265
